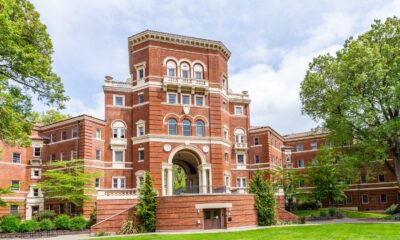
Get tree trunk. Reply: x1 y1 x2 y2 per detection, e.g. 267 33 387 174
392 150 400 186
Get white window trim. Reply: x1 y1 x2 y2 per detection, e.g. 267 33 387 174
31 168 41 179
60 152 64 161
254 155 260 163
137 67 145 81
254 137 259 145
236 177 246 188
297 159 305 168
136 120 146 137
72 127 78 138
61 130 67 140
362 194 369 204
224 151 229 162
236 153 246 165
113 95 125 107
223 127 229 140
95 178 100 189
95 149 101 160
194 95 205 106
33 146 41 157
95 128 102 139
138 147 145 162
71 150 77 160
12 152 21 164
181 94 191 105
113 150 125 163
112 176 126 189
167 92 178 104
234 105 244 116
11 180 20 191
296 144 303 152
138 92 145 104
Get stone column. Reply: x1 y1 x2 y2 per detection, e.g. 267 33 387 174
201 168 207 194
167 167 173 196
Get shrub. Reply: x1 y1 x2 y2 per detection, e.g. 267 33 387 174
95 231 110 237
19 220 39 232
136 172 157 232
54 214 70 230
39 219 55 231
33 210 56 222
328 207 337 217
299 216 306 224
69 216 88 230
88 206 97 226
295 200 322 210
249 170 276 226
118 219 138 235
0 214 20 233
385 204 400 215
320 211 328 217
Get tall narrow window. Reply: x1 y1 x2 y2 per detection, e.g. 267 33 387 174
296 144 303 152
61 130 67 140
34 147 41 157
12 153 21 164
138 93 145 104
194 64 203 80
182 119 191 136
166 60 177 77
196 120 205 137
95 128 101 139
72 127 78 138
50 133 56 143
168 119 177 135
180 62 190 78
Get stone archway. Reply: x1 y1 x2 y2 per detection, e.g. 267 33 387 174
163 145 211 196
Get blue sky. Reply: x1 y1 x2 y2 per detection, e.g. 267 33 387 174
31 0 400 134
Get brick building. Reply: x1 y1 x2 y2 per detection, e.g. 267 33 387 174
0 30 396 231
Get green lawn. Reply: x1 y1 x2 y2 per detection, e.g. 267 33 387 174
94 224 400 240
294 209 389 219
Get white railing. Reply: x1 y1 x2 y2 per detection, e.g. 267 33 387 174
97 189 137 199
104 80 133 88
163 76 209 87
110 138 127 146
235 142 248 149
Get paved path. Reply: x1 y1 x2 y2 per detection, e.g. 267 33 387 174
4 218 400 240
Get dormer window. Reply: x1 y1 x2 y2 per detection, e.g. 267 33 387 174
112 121 126 139
194 64 203 80
180 62 190 78
167 60 177 77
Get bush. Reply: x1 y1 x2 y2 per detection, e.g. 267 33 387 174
33 210 56 222
0 214 21 233
328 207 337 217
54 214 70 230
88 206 97 226
385 204 400 215
299 216 306 224
320 211 328 217
295 200 322 210
69 216 88 230
118 219 138 235
39 219 55 231
95 231 110 237
19 220 39 232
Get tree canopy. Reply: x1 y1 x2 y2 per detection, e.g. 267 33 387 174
300 17 400 184
0 0 68 147
32 110 71 125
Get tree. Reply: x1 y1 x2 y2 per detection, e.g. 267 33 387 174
32 110 71 125
37 160 100 213
173 165 186 193
272 167 304 212
136 172 157 232
249 170 276 226
0 0 68 147
306 147 351 205
300 17 400 185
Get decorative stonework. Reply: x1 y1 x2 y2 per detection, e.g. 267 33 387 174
163 144 171 152
202 145 209 153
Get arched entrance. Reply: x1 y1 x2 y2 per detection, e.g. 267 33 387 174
162 145 212 196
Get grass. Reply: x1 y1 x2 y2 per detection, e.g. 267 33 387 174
95 224 400 240
294 209 389 219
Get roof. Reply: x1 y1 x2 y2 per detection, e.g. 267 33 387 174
249 126 284 140
283 128 328 140
128 30 231 59
37 114 106 130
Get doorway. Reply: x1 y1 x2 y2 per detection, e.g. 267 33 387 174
203 209 225 229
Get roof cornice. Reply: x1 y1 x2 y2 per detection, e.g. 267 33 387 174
128 30 231 59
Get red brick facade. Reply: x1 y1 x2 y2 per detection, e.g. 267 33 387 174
0 30 396 232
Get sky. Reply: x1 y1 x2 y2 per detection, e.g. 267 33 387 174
31 0 400 135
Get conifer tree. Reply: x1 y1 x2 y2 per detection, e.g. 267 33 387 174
136 172 157 232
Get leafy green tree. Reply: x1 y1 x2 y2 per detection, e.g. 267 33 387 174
136 172 157 232
300 16 400 184
249 170 276 226
173 165 186 193
0 0 68 147
306 148 351 205
32 110 71 125
37 160 100 213
272 167 305 211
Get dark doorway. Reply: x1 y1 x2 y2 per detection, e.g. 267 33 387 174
204 209 223 229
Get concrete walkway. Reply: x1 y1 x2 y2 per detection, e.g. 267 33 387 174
5 218 400 240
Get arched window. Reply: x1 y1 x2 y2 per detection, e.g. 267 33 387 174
168 119 177 135
182 119 191 136
166 60 177 77
196 120 205 137
180 62 190 78
193 64 203 80
112 121 126 139
234 128 245 143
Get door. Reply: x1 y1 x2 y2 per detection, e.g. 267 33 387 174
203 209 222 229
